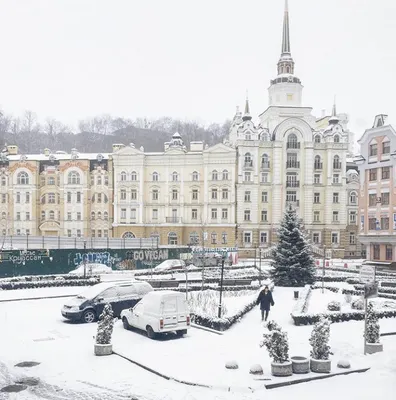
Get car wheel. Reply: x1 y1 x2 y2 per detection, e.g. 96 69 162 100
82 309 96 323
122 317 131 330
176 329 187 337
146 325 156 340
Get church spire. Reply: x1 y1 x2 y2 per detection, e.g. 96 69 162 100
242 91 252 121
329 96 340 125
277 0 295 76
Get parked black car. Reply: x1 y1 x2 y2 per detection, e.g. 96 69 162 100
61 281 153 323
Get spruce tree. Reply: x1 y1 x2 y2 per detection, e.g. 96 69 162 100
365 302 380 344
270 206 316 286
96 303 114 345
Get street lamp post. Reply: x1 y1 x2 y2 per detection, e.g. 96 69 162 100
218 256 225 318
83 239 87 279
322 245 326 294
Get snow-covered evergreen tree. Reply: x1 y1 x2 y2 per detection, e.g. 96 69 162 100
260 324 290 363
270 206 316 286
309 317 331 360
365 302 380 344
96 303 114 345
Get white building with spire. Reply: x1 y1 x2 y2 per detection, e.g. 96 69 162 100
230 0 360 258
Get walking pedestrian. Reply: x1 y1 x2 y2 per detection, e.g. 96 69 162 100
256 286 275 321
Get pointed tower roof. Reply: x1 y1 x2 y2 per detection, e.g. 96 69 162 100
329 97 340 125
281 0 291 55
242 92 252 121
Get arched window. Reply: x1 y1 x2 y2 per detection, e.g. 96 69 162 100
222 170 229 180
261 154 269 168
104 211 109 221
120 171 127 181
49 210 55 220
150 232 160 244
103 194 109 203
333 155 341 169
1 177 6 186
212 170 218 180
334 135 340 143
168 232 178 245
131 171 137 181
350 191 357 204
17 171 29 185
192 171 199 181
68 171 80 185
152 172 159 182
287 133 298 149
123 232 135 239
91 211 95 220
314 155 322 169
189 231 199 245
244 153 252 167
1 212 6 219
172 171 178 182
314 135 321 143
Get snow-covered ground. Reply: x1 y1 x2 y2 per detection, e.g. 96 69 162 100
0 286 395 399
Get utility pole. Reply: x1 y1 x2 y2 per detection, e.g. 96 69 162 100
322 245 326 294
259 247 262 286
218 256 225 318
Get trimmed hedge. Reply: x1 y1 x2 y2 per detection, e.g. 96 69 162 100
291 309 396 326
0 274 100 283
311 284 339 293
0 277 100 290
353 284 396 295
341 288 396 300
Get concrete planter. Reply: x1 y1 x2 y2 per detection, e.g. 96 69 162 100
291 356 309 374
366 342 383 354
271 361 293 377
94 343 112 356
310 358 331 373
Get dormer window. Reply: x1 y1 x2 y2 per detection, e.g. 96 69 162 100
314 135 321 143
245 133 252 140
334 135 340 143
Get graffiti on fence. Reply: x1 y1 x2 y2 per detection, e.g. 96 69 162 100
73 251 115 267
0 250 49 265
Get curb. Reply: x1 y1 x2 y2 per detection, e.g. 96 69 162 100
191 323 224 335
381 332 396 337
0 294 75 303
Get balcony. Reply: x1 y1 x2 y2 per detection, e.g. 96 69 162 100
243 161 253 169
261 162 270 170
286 161 300 169
166 217 182 223
333 162 342 170
286 142 300 149
286 181 300 188
286 200 300 208
314 162 323 170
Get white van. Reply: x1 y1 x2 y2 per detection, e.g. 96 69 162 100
120 291 190 339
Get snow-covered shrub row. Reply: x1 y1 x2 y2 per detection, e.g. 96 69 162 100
0 274 98 283
354 284 396 295
351 298 364 310
380 280 396 288
291 285 312 315
327 301 341 311
0 277 99 290
291 309 396 326
342 288 396 300
345 277 361 285
311 283 340 293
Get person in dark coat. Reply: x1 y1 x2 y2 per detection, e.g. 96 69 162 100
256 286 275 321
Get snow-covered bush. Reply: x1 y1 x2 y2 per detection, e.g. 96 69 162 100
309 317 331 360
351 298 364 310
266 320 282 332
260 324 290 364
365 302 380 344
96 304 114 345
327 301 341 311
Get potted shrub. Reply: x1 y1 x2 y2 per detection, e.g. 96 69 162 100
94 303 114 356
309 317 331 373
327 301 341 311
365 302 383 354
260 321 292 377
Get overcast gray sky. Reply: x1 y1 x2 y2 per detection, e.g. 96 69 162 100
0 0 395 138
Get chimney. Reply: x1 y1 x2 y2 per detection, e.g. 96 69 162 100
7 145 18 155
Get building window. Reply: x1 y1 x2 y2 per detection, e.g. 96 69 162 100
92 230 96 238
369 194 376 207
121 171 127 181
314 135 321 143
67 230 72 237
244 172 251 182
77 230 82 237
212 170 218 181
172 171 178 182
314 174 321 184
314 193 320 204
66 192 71 203
244 210 251 221
244 153 253 167
1 177 6 186
26 192 30 203
349 211 357 224
131 209 137 220
104 176 108 186
334 135 340 143
261 154 270 168
152 189 158 201
331 232 339 244
211 208 217 219
212 188 218 200
97 211 102 220
104 230 108 238
314 211 320 222
1 194 6 203
286 191 297 202
76 192 82 203
152 172 159 182
192 189 198 201
349 232 356 245
261 173 268 183
368 218 377 230
333 193 339 203
381 166 390 180
381 217 389 230
382 192 390 205
369 143 378 157
386 245 393 261
222 232 227 244
17 171 29 185
191 209 198 220
211 232 217 245
260 232 268 244
67 212 72 221
68 171 80 185
333 174 340 184
261 191 268 203
373 244 380 260
49 210 55 220
287 133 298 148
120 189 126 201
382 141 390 155
47 193 55 204
131 189 137 201
313 233 320 244
131 171 137 181
76 212 81 221
40 211 45 221
16 192 21 203
172 189 178 201
192 171 199 181
261 210 268 222
350 191 357 204
121 208 126 219
222 189 228 200
222 170 229 180
97 176 102 185
369 168 377 181
244 191 251 202
333 211 339 222
104 211 108 221
48 176 55 185
333 155 341 169
244 232 252 244
97 230 102 238
91 211 95 220
16 212 21 221
222 208 228 219
168 232 178 245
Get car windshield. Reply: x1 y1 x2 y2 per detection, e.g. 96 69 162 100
76 283 110 300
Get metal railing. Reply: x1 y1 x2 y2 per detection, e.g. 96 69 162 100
286 142 300 149
333 162 342 170
286 181 300 188
261 162 270 169
314 162 323 170
165 217 182 223
286 161 300 168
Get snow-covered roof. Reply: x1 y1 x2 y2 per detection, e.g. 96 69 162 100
6 153 110 162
